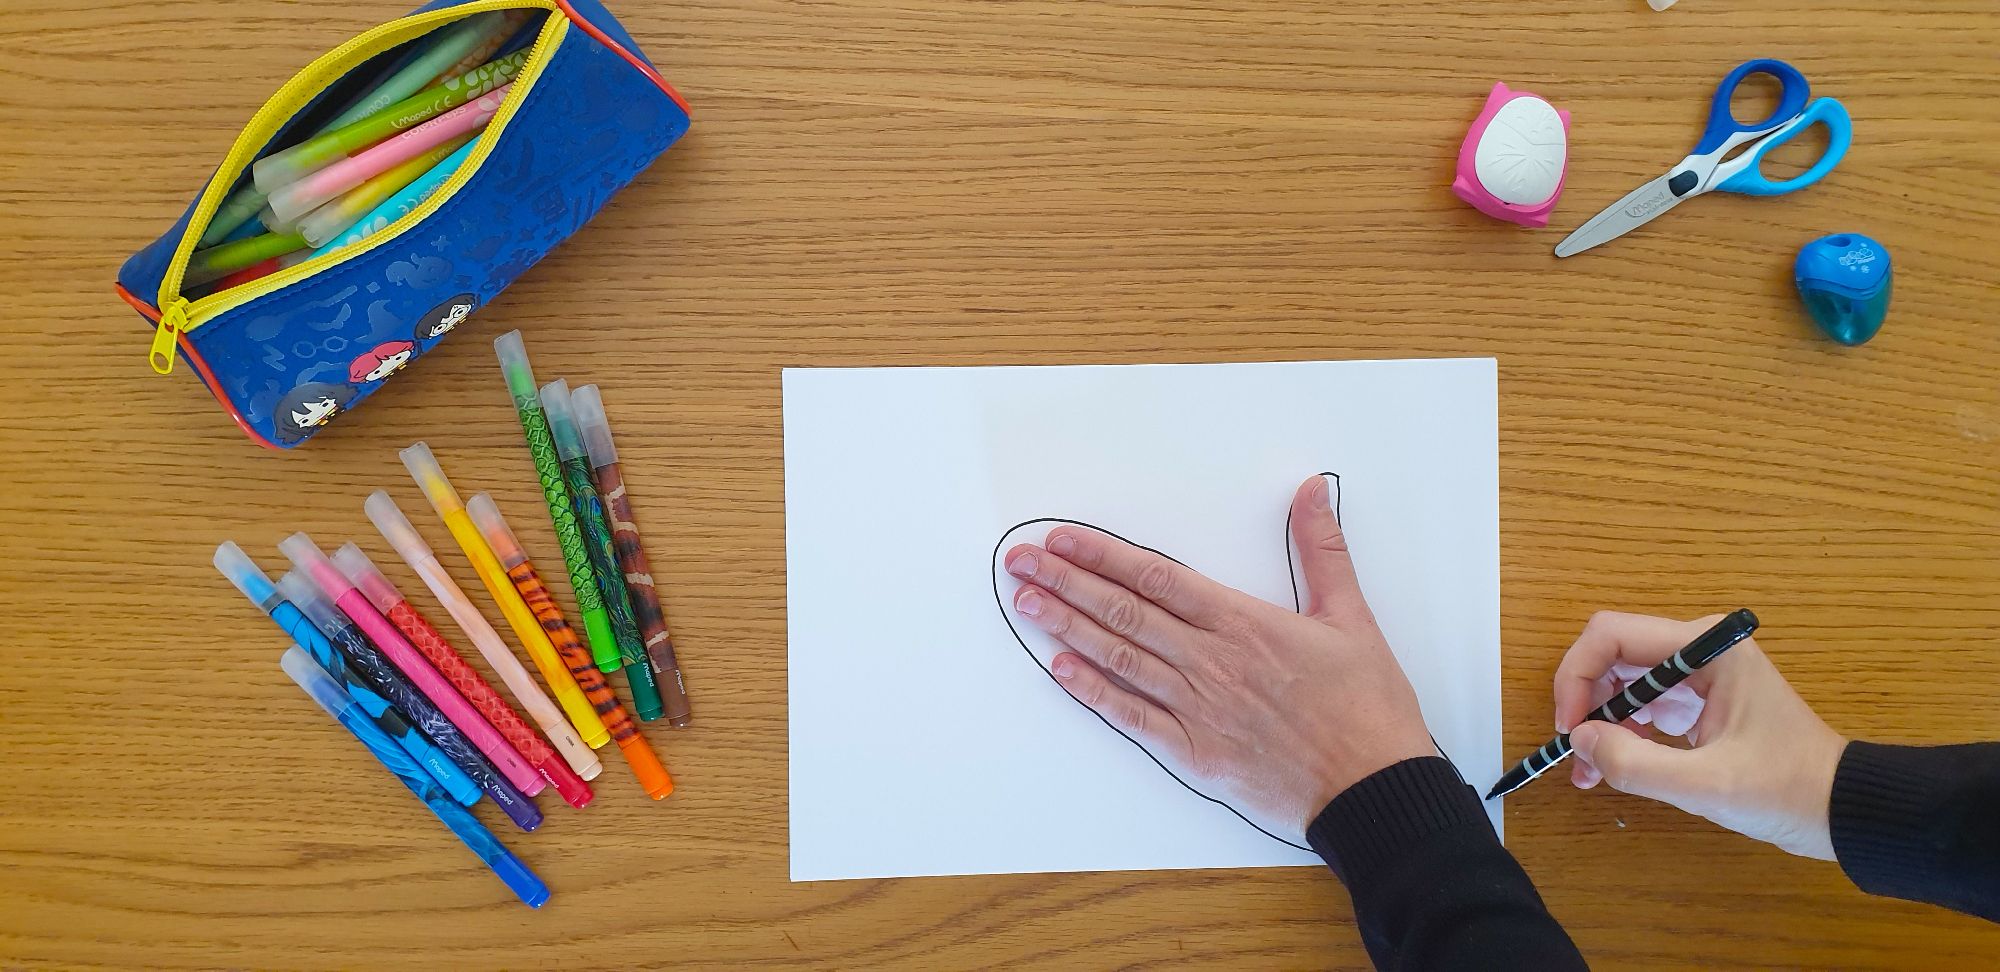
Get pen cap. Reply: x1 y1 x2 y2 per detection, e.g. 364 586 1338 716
464 492 530 565
493 330 539 402
332 543 405 614
282 644 359 720
213 541 280 609
568 384 619 468
278 532 358 601
365 490 438 567
399 442 466 516
537 379 588 461
276 569 347 633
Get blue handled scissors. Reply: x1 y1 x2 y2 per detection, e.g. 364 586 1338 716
1555 59 1852 258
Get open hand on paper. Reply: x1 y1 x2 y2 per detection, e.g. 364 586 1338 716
1554 611 1847 859
1003 474 1437 842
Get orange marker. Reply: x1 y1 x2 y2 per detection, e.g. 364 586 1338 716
466 492 674 800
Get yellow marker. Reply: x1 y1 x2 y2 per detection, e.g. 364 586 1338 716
391 442 611 749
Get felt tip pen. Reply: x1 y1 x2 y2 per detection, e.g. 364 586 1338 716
276 570 542 832
542 379 665 722
465 492 675 800
1485 609 1760 800
332 543 594 809
280 533 545 799
493 331 623 674
281 645 549 908
212 542 480 806
364 489 605 777
391 447 613 750
571 383 694 727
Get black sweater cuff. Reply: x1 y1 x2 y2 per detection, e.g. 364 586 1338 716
1831 740 2000 921
1307 756 1487 886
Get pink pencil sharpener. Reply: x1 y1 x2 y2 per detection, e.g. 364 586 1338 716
1452 82 1569 228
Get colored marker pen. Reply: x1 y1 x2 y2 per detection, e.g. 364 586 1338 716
276 570 542 833
571 384 693 727
466 492 675 800
281 645 549 908
365 489 605 776
213 542 480 806
542 379 665 722
391 448 613 750
333 543 593 810
280 533 544 798
493 331 622 674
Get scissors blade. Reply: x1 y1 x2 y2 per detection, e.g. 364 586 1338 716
1553 174 1688 258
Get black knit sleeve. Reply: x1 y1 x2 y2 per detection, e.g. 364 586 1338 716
1830 741 2000 922
1307 756 1587 971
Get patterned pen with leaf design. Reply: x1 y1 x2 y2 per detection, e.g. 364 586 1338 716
570 383 692 726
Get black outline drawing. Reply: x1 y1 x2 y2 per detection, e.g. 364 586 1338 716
990 473 1457 852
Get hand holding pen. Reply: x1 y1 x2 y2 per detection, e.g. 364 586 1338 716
1541 611 1848 861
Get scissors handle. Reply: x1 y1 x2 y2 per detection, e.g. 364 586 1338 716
1713 98 1852 195
1695 58 1811 154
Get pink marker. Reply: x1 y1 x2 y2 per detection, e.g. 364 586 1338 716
279 532 545 797
266 83 512 224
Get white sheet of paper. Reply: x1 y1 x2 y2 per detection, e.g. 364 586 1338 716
785 359 1501 881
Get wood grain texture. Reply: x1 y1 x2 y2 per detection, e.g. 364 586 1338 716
2 0 1998 967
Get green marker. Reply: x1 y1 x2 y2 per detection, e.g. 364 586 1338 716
494 330 619 673
541 379 666 722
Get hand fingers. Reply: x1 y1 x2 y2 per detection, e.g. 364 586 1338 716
1050 651 1192 762
1041 526 1235 629
1568 721 1711 808
1288 474 1372 624
1006 544 1196 663
1014 585 1193 708
1553 612 1729 732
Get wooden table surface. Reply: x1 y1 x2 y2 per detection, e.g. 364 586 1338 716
3 0 1997 968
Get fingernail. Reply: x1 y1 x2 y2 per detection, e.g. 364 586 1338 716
1007 552 1038 578
1556 716 1572 734
1015 589 1043 617
1048 534 1076 557
1051 654 1075 679
1312 475 1330 507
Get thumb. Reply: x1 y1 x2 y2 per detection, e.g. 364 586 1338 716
1289 474 1370 623
1569 721 1711 809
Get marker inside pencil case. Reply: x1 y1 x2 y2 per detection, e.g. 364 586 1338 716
280 533 545 799
266 83 510 225
276 570 542 832
332 542 593 809
281 646 549 908
213 541 479 806
183 231 308 288
493 331 622 674
322 11 518 133
294 132 475 248
571 383 693 727
391 446 613 751
466 491 675 800
542 379 665 721
365 488 605 777
310 137 475 254
254 48 528 193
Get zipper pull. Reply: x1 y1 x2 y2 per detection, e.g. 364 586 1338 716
149 298 190 375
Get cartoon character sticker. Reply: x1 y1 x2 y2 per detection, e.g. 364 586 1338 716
418 293 477 341
350 341 417 383
274 381 358 445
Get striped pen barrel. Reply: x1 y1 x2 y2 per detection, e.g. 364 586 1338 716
1485 609 1758 800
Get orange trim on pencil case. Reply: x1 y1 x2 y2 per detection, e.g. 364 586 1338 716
116 283 283 452
554 0 690 115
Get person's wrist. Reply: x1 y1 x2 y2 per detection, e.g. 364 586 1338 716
1303 729 1441 829
1779 725 1847 861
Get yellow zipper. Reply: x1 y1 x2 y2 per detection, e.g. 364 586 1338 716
150 1 566 375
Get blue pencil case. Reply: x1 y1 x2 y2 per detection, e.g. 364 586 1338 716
115 0 689 449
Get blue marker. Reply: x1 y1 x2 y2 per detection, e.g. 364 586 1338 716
281 646 549 908
275 570 544 833
213 543 480 806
